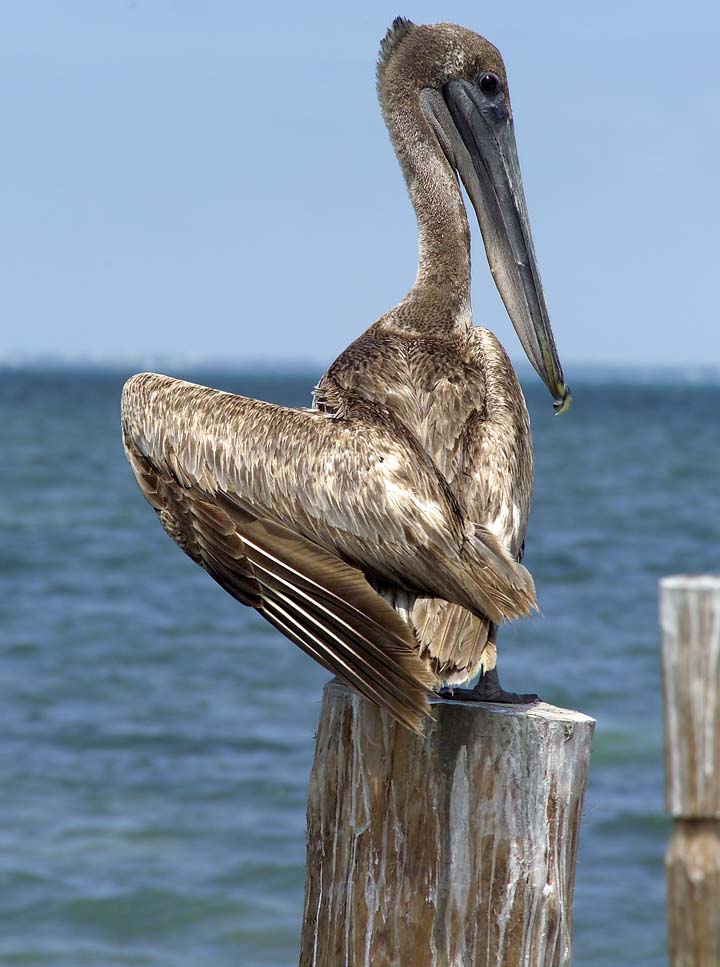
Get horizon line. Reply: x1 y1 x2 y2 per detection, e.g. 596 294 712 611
2 353 719 384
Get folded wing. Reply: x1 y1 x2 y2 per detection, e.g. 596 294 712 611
121 372 533 729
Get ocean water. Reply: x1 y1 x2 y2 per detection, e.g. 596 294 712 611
1 366 718 967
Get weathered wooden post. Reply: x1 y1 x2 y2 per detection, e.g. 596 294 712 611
661 575 720 967
300 681 594 967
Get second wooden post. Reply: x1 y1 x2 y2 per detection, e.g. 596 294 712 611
661 575 720 967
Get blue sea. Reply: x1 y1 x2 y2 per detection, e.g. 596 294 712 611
1 366 718 966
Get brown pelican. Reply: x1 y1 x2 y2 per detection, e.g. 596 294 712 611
121 19 570 733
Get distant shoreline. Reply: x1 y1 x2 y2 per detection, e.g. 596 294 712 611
2 359 719 388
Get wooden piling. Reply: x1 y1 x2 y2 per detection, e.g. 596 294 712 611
660 575 720 967
300 682 594 967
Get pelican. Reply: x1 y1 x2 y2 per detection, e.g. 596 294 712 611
121 19 570 733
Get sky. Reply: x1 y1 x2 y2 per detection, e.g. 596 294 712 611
2 0 719 371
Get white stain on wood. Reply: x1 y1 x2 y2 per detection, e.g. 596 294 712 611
300 682 594 967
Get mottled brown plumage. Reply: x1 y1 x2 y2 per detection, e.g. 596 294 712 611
121 20 570 732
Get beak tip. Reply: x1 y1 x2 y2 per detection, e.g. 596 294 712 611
553 385 572 415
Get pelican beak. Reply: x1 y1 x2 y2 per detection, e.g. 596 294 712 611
421 79 571 413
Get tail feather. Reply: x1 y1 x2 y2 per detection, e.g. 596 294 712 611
411 598 498 684
453 524 536 624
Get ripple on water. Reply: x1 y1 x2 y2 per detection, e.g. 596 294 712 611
1 370 718 967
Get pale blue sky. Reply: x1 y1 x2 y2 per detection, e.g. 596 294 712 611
2 1 719 370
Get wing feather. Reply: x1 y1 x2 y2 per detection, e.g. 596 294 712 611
121 368 535 723
194 504 438 731
314 327 534 680
410 329 534 678
122 372 533 619
123 430 436 731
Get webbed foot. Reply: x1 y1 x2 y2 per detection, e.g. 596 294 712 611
439 667 540 705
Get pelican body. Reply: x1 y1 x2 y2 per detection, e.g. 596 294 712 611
122 19 570 732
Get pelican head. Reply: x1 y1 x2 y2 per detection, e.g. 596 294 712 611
378 18 571 413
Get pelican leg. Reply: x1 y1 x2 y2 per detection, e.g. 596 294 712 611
471 667 539 703
439 667 539 705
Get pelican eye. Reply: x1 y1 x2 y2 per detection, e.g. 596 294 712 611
478 72 500 95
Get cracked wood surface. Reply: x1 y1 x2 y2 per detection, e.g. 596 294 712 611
300 682 594 967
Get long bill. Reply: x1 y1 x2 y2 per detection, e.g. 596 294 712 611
421 80 571 413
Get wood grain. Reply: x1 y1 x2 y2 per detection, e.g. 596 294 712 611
660 575 720 817
666 820 720 967
300 682 594 967
661 576 720 967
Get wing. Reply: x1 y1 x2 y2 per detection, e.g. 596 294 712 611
125 435 436 731
409 327 533 680
121 372 533 729
453 329 533 556
314 326 532 554
316 327 532 682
